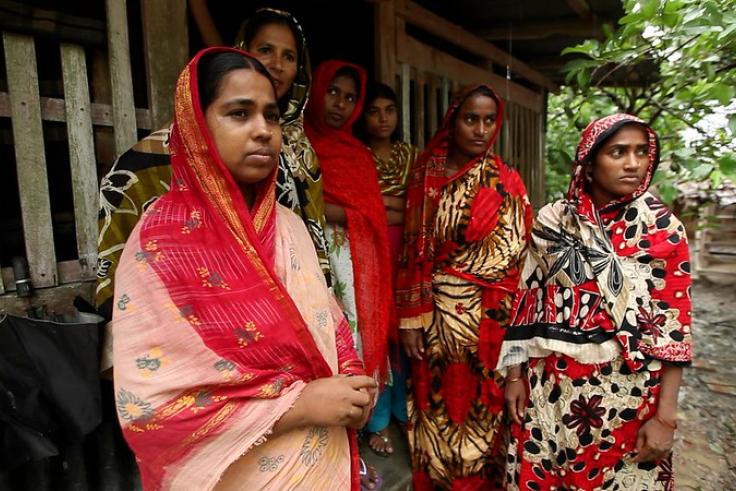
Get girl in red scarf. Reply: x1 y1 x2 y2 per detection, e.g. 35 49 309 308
111 48 376 491
499 114 692 490
396 85 532 489
304 61 393 384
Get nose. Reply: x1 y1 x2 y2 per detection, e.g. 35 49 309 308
379 110 387 123
624 151 641 170
335 97 345 109
270 53 282 73
475 121 487 136
253 116 272 141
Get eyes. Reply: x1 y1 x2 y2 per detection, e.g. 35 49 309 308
255 45 296 64
228 109 280 124
327 86 356 103
608 146 649 158
365 106 397 116
462 113 496 125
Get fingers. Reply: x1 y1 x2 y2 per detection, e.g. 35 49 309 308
515 391 526 423
413 334 425 360
347 375 378 391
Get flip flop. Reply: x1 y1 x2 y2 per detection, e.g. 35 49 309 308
359 458 383 491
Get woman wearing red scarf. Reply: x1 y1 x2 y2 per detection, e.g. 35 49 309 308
499 114 692 490
111 47 376 491
304 61 393 386
396 85 532 489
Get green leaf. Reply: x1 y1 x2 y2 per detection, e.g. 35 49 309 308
728 115 736 135
561 45 595 56
576 69 591 89
640 0 660 19
710 169 724 188
619 12 643 25
690 163 714 179
661 12 680 27
719 154 736 180
657 182 678 205
602 22 615 38
709 83 735 105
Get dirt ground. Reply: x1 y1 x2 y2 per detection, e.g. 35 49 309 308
675 279 736 491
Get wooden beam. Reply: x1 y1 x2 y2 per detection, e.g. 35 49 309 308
105 0 138 156
0 0 106 45
478 20 607 41
395 1 557 92
396 32 545 112
374 0 397 84
413 70 426 149
400 62 411 144
141 0 188 130
60 44 98 280
3 33 58 288
567 0 594 21
0 92 152 129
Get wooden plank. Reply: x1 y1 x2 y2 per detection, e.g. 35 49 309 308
400 62 411 145
478 20 606 41
413 71 426 149
0 282 95 316
374 0 397 84
0 92 152 128
440 76 449 117
1 259 90 291
427 75 438 137
396 32 545 112
60 43 98 279
105 0 138 156
141 0 188 130
3 33 57 288
396 1 557 92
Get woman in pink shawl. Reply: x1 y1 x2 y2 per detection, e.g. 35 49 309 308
111 47 375 491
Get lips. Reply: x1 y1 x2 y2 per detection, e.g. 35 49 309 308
471 139 487 146
246 148 276 165
619 175 640 183
327 111 344 124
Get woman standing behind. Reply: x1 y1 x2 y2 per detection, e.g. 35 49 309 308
305 62 393 386
355 82 419 457
396 85 532 489
499 114 691 490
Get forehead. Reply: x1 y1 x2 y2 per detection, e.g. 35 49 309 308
329 74 357 93
214 68 276 102
601 124 648 146
367 97 395 108
457 93 497 114
250 22 297 49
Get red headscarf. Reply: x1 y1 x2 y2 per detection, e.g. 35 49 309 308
305 60 392 379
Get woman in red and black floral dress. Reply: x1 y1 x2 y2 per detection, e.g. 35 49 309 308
499 114 692 490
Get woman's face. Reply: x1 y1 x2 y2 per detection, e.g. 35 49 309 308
323 74 358 129
364 96 397 141
590 124 650 204
204 68 282 185
247 23 298 100
450 93 497 161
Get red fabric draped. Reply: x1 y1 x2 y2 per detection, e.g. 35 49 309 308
305 60 392 379
122 47 360 488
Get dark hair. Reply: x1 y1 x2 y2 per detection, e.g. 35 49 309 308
241 13 300 59
450 85 497 127
198 52 274 112
333 66 362 99
355 82 401 143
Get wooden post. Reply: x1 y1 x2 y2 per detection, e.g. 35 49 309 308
427 75 438 137
105 0 138 156
61 43 98 279
141 0 188 130
3 33 58 288
413 70 426 149
374 0 397 84
440 76 449 117
400 62 411 145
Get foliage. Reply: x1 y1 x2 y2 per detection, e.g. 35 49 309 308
546 0 736 205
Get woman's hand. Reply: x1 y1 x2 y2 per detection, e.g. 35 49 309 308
633 416 675 463
400 329 425 360
504 366 526 425
301 375 377 428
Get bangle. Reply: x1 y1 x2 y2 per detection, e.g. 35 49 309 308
654 414 678 431
506 376 523 384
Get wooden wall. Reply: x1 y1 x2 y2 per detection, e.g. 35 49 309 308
374 0 551 209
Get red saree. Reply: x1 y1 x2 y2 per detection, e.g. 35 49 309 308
396 85 532 489
305 60 393 380
111 47 363 490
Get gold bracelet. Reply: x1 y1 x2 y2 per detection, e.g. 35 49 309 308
654 414 678 431
506 376 523 384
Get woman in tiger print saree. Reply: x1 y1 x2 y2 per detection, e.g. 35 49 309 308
498 114 692 490
396 84 532 489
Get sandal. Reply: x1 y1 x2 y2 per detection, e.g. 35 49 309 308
359 458 383 491
367 428 394 457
